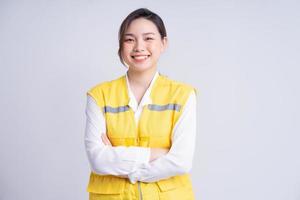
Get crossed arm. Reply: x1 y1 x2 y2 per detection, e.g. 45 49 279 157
100 134 169 179
84 91 197 183
101 133 169 163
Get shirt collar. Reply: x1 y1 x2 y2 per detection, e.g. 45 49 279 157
125 70 159 112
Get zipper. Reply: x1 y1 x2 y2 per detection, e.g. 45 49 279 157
137 106 146 200
129 100 145 200
138 181 143 200
137 105 146 141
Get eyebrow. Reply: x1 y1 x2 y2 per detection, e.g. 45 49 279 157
124 32 155 37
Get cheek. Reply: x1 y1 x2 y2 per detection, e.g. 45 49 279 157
150 42 162 50
123 44 133 53
120 50 127 61
149 44 162 56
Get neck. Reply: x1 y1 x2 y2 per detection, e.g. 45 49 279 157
127 67 157 89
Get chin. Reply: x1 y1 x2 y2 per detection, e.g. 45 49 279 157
129 65 154 73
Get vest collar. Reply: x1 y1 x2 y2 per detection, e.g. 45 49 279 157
125 70 159 112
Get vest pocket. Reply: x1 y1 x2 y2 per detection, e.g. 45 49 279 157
156 175 195 200
87 173 126 194
156 176 184 191
156 174 192 192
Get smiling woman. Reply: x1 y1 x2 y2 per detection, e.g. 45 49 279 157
120 17 167 72
84 8 198 200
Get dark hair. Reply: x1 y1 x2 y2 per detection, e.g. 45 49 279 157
118 8 167 66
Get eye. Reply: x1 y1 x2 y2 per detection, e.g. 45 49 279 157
146 37 154 40
124 38 134 42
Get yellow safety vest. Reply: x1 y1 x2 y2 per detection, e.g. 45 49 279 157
86 73 197 200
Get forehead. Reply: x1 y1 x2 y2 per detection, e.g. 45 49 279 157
125 18 159 36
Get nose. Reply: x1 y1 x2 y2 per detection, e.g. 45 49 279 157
133 38 145 52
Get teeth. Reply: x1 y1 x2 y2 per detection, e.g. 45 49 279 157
133 55 149 60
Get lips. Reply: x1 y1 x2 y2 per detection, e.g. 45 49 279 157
131 54 150 61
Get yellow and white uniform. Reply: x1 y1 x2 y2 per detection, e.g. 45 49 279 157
85 71 197 200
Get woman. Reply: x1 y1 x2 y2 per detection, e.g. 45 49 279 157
84 8 197 200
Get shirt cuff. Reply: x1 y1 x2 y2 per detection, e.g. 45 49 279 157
122 147 150 180
128 171 139 184
128 162 151 184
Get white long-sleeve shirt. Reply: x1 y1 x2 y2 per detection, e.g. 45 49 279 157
84 70 197 184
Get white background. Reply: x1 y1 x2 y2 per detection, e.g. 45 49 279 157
0 0 299 199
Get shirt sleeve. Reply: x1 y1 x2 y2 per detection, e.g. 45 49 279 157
127 90 197 183
84 95 151 176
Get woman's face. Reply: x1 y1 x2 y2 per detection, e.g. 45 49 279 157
121 18 167 72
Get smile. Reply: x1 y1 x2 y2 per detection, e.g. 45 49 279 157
131 55 150 60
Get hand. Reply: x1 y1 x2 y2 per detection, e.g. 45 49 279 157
101 133 112 146
150 148 169 162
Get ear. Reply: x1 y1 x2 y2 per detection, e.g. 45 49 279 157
161 36 168 53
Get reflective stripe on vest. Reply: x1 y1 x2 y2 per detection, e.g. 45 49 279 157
103 105 130 113
103 103 181 113
148 103 181 112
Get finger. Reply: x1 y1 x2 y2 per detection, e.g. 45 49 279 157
105 134 112 146
102 134 112 146
104 134 112 146
101 134 105 143
101 134 109 145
